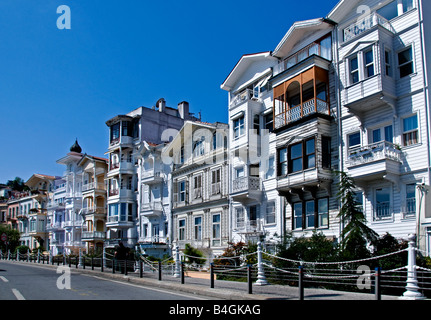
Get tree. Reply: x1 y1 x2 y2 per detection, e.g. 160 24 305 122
6 177 29 192
183 244 206 266
0 225 21 253
336 171 378 260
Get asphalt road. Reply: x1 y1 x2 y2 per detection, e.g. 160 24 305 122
0 261 206 300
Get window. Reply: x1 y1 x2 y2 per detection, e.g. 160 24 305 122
385 50 392 77
110 123 120 143
318 198 329 228
305 138 316 170
293 202 303 230
212 214 221 246
212 131 224 150
266 156 275 179
406 184 416 217
178 219 186 240
322 137 331 169
249 205 259 223
289 143 303 173
265 113 274 133
403 115 419 146
233 116 245 139
364 49 375 78
193 138 205 157
348 132 361 148
122 121 131 137
142 223 148 238
253 114 260 135
354 191 364 212
294 198 329 230
235 167 245 178
398 47 414 78
377 1 398 20
375 187 391 219
278 148 288 176
194 175 202 199
235 207 244 229
402 0 414 13
350 56 359 84
305 200 315 228
265 202 276 224
194 217 202 240
211 169 221 195
372 125 393 143
179 181 186 202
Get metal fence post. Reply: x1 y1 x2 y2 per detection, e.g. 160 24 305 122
181 262 185 284
401 234 425 300
174 245 180 278
139 260 143 278
299 265 304 300
210 263 214 289
158 261 162 281
375 267 381 301
248 265 253 294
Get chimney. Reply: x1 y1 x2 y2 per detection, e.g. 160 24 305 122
178 101 189 119
157 98 166 113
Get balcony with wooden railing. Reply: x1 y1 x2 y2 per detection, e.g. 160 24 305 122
273 65 331 131
275 98 330 130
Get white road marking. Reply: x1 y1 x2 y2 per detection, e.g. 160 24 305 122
86 275 208 300
12 289 25 300
0 276 9 283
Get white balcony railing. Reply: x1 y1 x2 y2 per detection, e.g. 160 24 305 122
230 89 254 108
232 176 261 193
343 11 395 42
80 207 105 215
81 231 106 240
347 141 401 167
141 201 163 212
82 182 105 192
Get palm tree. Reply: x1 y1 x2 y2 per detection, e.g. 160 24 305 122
336 171 378 259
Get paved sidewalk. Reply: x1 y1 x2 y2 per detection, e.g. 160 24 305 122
1 260 400 300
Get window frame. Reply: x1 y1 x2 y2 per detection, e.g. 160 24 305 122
194 216 202 241
265 201 276 225
349 55 359 85
402 114 419 147
233 115 245 139
398 46 414 79
178 218 186 241
348 131 361 149
212 213 221 246
374 186 392 220
235 207 244 229
405 183 416 218
289 142 303 174
364 48 375 78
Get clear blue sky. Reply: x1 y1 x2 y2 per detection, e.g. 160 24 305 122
0 0 337 183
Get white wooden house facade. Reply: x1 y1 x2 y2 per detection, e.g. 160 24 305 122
163 121 230 259
329 0 431 253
